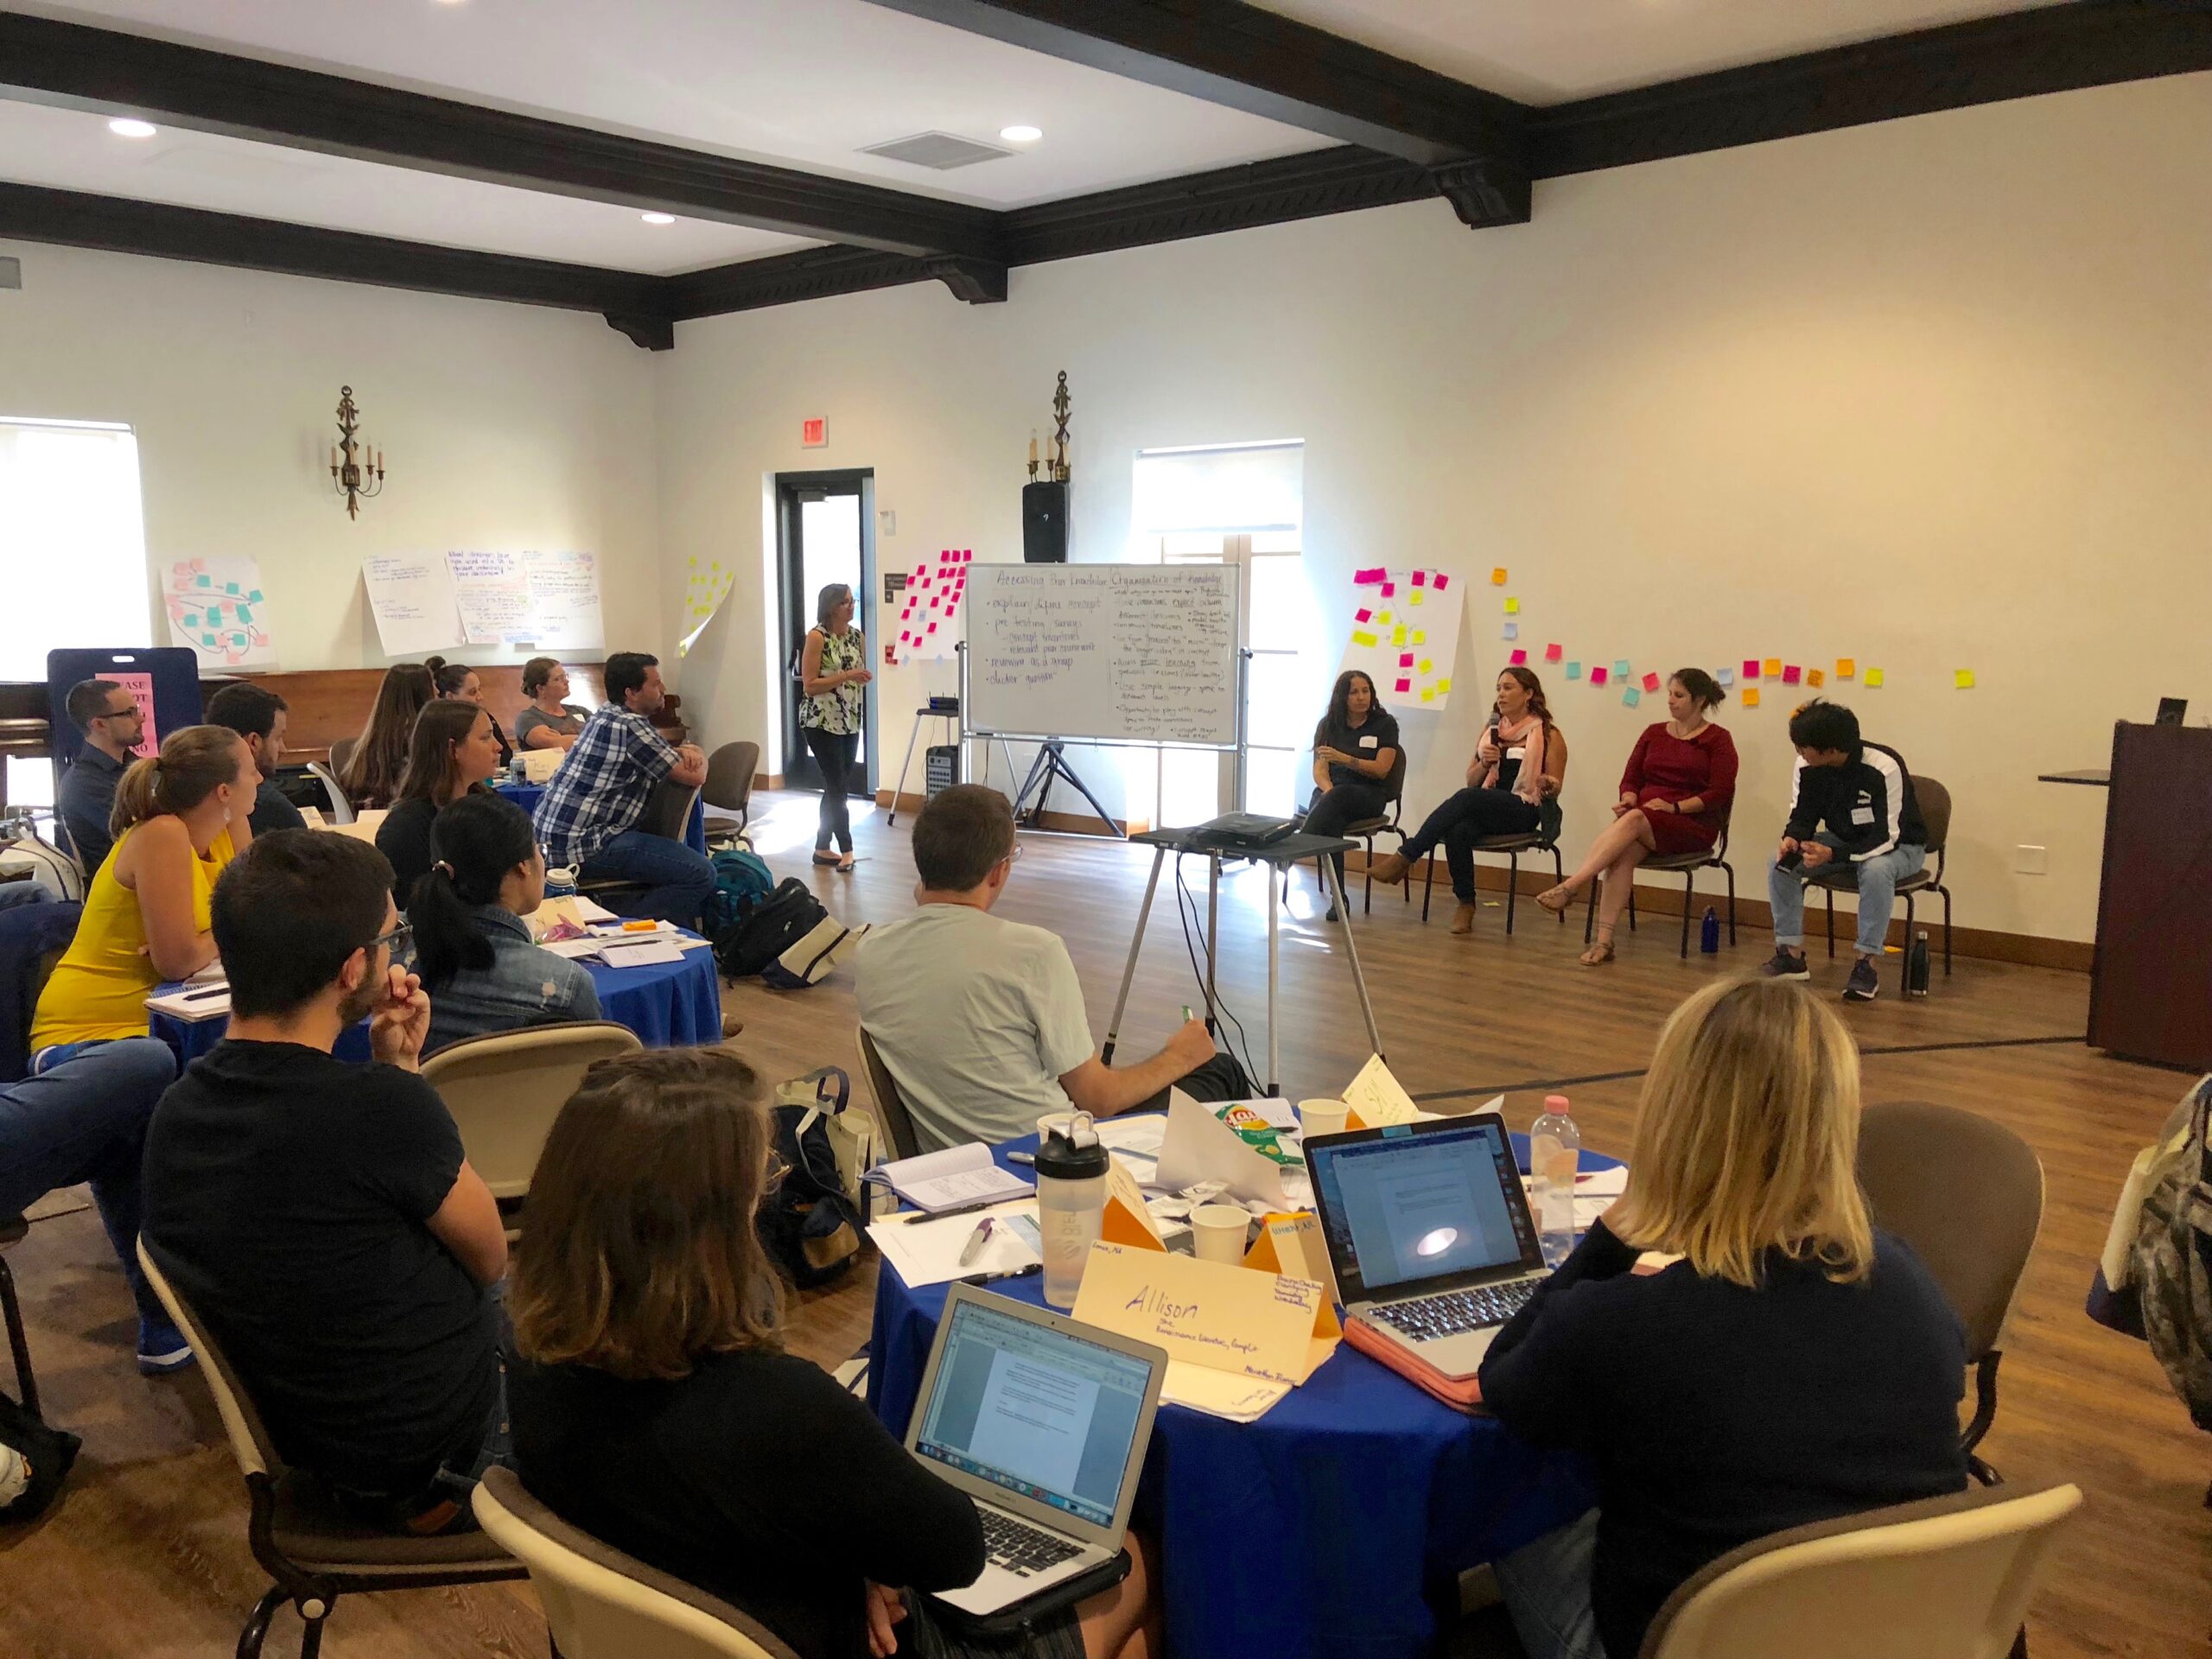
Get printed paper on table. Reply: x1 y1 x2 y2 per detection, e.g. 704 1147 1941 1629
1338 565 1463 709
162 556 278 670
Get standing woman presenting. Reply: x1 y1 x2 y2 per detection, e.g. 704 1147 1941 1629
798 582 871 872
1302 671 1401 923
1539 669 1736 966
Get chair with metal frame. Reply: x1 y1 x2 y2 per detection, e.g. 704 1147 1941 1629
303 761 354 825
1338 747 1411 915
1592 812 1739 959
701 741 760 848
1422 799 1567 934
1810 776 1955 995
135 1242 523 1659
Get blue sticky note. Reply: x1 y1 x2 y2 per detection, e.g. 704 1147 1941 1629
1612 659 1630 678
1623 686 1642 709
201 632 218 647
183 612 200 629
1566 661 1582 680
1718 666 1735 688
237 606 252 623
225 581 240 594
1503 621 1518 640
195 574 211 587
247 589 264 602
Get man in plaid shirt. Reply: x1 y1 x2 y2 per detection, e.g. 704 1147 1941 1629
532 652 714 924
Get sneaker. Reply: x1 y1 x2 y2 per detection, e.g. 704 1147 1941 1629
1842 957 1881 1002
137 1316 195 1376
1759 946 1811 981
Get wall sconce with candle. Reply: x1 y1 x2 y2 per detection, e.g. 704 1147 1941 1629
329 385 385 519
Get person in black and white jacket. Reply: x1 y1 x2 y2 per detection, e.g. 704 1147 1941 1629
1762 700 1926 1002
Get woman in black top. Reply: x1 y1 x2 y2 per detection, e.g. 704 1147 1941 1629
1301 671 1400 921
1478 977 1969 1659
376 700 505 906
506 1049 1162 1659
425 657 515 766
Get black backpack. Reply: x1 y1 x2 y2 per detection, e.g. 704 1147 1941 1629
712 877 829 981
756 1068 866 1289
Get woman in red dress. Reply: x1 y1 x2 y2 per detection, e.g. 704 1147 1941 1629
1538 669 1737 965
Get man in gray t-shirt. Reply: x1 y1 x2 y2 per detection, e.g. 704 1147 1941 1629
856 785 1218 1152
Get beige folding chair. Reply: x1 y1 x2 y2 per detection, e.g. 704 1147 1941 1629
1857 1100 2045 1483
474 1467 800 1659
420 1021 642 1219
702 741 760 847
135 1243 522 1659
855 1023 922 1162
1640 1479 2081 1659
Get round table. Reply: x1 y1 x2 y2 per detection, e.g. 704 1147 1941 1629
868 1126 1618 1659
493 780 709 856
149 934 722 1064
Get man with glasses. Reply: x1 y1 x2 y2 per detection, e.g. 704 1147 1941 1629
143 830 512 1535
856 784 1236 1152
55 678 146 873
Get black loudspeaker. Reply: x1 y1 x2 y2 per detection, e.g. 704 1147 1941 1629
1022 480 1069 563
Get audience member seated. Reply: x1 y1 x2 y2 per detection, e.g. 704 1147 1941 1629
512 657 587 753
54 677 146 874
1538 668 1737 965
32 725 255 1052
204 681 306 838
142 830 510 1535
508 1046 1161 1659
857 785 1235 1152
337 662 435 810
1369 667 1564 933
426 657 514 767
1299 671 1400 920
1759 699 1928 1003
1478 976 1968 1659
531 652 713 925
412 794 600 1054
376 700 505 906
1 1039 192 1374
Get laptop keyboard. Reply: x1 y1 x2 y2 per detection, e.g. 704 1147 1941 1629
980 1508 1082 1577
1376 1279 1538 1339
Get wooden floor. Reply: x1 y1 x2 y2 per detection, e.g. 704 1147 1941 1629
3 790 2207 1658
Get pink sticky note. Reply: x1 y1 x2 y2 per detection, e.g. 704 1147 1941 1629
1642 672 1661 693
1433 573 1450 590
1742 659 1760 681
1398 652 1414 668
1394 677 1411 694
1354 567 1387 585
900 631 912 643
927 621 937 633
1412 570 1427 588
1546 644 1563 663
1380 582 1395 598
1783 664 1802 685
961 549 973 562
1510 649 1528 666
1591 666 1610 686
1354 607 1372 624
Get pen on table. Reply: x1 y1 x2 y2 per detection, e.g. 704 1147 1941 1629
1007 1151 1035 1166
957 1262 1041 1287
957 1217 995 1268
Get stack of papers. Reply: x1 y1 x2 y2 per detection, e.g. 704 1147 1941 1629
869 1200 1041 1287
147 981 231 1021
864 1143 1033 1214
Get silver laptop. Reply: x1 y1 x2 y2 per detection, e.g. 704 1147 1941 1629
906 1286 1166 1618
1305 1112 1550 1381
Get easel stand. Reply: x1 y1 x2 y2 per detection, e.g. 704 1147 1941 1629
1011 741 1122 839
887 703 1017 826
1102 828 1383 1097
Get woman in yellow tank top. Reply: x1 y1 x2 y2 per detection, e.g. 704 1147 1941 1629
32 725 261 1051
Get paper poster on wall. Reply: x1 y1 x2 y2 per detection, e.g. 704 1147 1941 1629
1338 566 1463 709
680 555 736 657
886 548 972 666
447 550 534 645
519 550 605 651
361 555 465 656
162 556 278 670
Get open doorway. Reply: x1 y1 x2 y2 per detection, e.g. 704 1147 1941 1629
775 470 877 795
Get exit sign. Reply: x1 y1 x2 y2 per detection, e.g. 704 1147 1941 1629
801 416 827 448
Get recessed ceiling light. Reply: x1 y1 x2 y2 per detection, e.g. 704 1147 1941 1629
107 118 158 139
639 212 677 226
999 125 1042 143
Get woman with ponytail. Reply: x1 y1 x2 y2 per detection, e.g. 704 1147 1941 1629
376 699 506 905
425 656 514 767
411 793 600 1054
33 725 260 1050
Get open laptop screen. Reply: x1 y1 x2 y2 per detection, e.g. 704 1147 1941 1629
1307 1116 1541 1300
914 1297 1153 1530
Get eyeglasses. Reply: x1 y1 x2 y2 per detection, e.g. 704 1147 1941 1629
101 703 142 721
366 922 414 957
1001 842 1026 867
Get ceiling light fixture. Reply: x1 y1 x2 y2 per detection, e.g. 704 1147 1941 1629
107 118 158 139
1000 124 1042 143
639 212 677 226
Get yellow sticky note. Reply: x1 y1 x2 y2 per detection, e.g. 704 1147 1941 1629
1865 667 1885 689
1408 588 1425 607
1434 677 1451 696
1836 658 1856 679
1955 669 1975 690
1351 630 1378 648
1491 568 1507 585
1375 610 1393 626
1411 629 1427 645
1418 658 1432 674
1807 669 1825 688
1421 687 1434 703
1393 625 1408 645
1505 596 1520 614
1743 686 1761 708
1763 658 1782 678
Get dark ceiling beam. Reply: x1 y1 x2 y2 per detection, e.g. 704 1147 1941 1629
664 245 1007 320
0 183 676 349
0 11 1007 264
857 0 1529 174
1529 0 2212 179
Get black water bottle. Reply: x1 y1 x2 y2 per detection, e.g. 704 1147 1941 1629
1907 930 1931 997
1700 906 1719 955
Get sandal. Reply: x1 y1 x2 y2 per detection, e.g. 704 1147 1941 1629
1579 925 1617 967
811 850 841 868
1536 883 1578 914
836 854 857 873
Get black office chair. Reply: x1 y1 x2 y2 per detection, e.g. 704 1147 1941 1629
1421 799 1566 934
575 779 705 918
1344 747 1411 914
1810 777 1955 993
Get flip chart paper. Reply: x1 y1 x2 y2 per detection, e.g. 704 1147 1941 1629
1743 687 1761 707
1641 672 1661 693
361 555 463 655
518 550 606 651
1339 567 1463 709
164 556 276 669
1623 686 1642 708
1545 643 1563 662
448 550 534 645
1865 668 1885 688
885 549 971 665
1836 658 1856 679
1955 669 1975 690
681 555 735 656
1072 1241 1324 1389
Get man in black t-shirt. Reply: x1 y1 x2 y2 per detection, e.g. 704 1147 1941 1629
143 830 510 1535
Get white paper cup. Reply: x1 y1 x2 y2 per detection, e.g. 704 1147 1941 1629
1191 1204 1251 1264
1300 1100 1351 1140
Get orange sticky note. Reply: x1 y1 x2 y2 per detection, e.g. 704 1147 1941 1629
1763 658 1782 678
1743 686 1762 708
1836 658 1856 679
1491 568 1508 585
1807 668 1825 688
1865 667 1885 689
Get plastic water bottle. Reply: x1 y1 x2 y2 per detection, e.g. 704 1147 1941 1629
1907 931 1931 998
1530 1094 1580 1268
1700 906 1720 954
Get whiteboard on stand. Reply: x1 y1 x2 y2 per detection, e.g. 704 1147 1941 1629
963 564 1240 748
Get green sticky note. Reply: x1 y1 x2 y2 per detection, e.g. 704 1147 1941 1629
201 632 218 647
237 606 252 623
1623 686 1642 709
195 574 211 587
248 589 263 602
1612 659 1630 677
225 581 240 594
1566 661 1581 680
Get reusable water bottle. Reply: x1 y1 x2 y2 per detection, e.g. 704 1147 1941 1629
509 753 528 785
1700 906 1720 954
1034 1112 1110 1308
1907 931 1932 998
1529 1095 1581 1268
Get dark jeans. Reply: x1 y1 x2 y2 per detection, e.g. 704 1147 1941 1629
1402 786 1541 902
579 828 716 926
1135 1049 1253 1116
804 728 860 854
1303 782 1390 892
3 1038 177 1330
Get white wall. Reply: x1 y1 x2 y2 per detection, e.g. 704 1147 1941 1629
658 71 2212 945
0 246 665 674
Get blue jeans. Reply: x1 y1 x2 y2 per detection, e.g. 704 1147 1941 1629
1769 838 1926 957
3 1038 178 1329
1495 1507 1606 1659
580 828 716 925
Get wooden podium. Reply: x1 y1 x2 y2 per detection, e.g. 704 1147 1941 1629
2087 721 2212 1071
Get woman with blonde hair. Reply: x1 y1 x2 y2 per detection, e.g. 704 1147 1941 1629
33 723 259 1053
338 662 434 810
508 1049 1160 1659
1476 976 1968 1659
798 582 871 871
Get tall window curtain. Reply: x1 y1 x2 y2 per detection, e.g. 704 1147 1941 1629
1133 442 1303 535
0 418 151 680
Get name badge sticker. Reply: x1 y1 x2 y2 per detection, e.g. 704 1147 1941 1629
1358 735 1378 749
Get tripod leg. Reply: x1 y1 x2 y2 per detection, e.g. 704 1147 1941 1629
887 715 925 827
1324 858 1385 1059
1103 849 1167 1065
1011 744 1053 820
1205 855 1221 1027
1266 861 1281 1096
1052 746 1125 839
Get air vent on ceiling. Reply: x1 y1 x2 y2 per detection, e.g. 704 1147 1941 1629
859 131 1013 171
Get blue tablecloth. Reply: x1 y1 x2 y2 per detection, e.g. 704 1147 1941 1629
493 780 708 855
149 935 721 1065
868 1125 1618 1659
